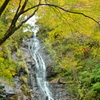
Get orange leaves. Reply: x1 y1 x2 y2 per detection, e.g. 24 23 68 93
82 47 91 58
82 48 90 53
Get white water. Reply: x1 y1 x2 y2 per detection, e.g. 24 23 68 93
28 31 54 100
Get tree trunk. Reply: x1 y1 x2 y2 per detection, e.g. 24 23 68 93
0 0 10 16
0 28 16 45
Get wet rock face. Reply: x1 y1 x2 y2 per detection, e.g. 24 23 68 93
0 80 16 100
50 84 69 100
2 36 75 100
20 37 73 100
39 39 56 78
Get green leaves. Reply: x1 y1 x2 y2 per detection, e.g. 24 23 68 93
38 0 100 99
92 82 100 92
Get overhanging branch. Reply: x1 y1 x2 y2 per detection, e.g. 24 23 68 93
23 3 100 26
15 7 39 30
0 2 100 45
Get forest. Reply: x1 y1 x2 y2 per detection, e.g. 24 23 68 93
0 0 100 100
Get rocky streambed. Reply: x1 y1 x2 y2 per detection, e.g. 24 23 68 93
1 36 76 100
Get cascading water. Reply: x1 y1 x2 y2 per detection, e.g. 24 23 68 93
28 31 54 100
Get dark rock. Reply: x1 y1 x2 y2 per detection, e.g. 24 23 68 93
20 36 72 100
10 35 76 100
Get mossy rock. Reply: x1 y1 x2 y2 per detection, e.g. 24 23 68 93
18 60 29 74
19 75 28 84
10 95 18 100
21 85 30 96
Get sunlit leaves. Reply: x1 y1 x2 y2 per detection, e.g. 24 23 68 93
0 54 17 82
38 0 100 44
0 0 35 84
38 0 100 99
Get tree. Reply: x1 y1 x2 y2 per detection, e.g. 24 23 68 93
0 0 100 45
0 0 10 16
37 1 100 99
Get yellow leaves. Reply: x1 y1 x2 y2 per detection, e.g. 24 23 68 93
0 66 12 79
91 29 100 42
0 0 5 6
0 58 17 82
79 0 90 2
77 66 83 70
60 56 78 69
0 57 4 62
0 51 4 63
91 48 100 57
8 68 16 76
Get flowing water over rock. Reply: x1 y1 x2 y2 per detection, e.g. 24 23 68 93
21 35 75 100
4 34 76 100
1 34 76 100
1 30 76 100
28 32 54 100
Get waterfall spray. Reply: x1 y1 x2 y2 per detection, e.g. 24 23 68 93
28 31 54 100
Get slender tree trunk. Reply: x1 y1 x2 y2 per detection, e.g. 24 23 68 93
0 0 10 16
0 28 16 45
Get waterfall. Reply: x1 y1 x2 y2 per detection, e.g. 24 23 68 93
28 31 54 100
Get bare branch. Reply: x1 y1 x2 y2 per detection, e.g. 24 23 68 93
9 0 22 28
0 7 39 45
15 7 39 30
46 4 100 26
20 0 28 11
23 3 100 26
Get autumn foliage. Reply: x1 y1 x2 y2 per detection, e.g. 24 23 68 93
37 0 100 99
0 0 100 99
